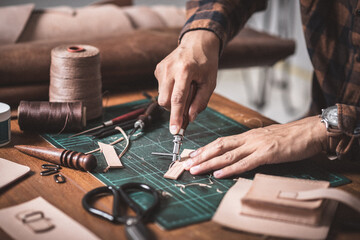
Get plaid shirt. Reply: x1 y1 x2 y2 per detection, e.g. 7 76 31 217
180 0 360 160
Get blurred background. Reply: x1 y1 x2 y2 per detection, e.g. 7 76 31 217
1 0 313 124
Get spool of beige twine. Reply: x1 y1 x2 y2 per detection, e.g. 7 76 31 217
50 45 102 120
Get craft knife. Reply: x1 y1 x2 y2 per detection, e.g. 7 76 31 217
151 82 197 161
171 82 197 161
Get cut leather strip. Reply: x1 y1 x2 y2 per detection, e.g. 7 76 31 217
164 161 185 180
164 149 194 180
279 188 360 213
114 126 129 159
98 142 123 172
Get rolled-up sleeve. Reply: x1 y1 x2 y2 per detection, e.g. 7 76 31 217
179 0 267 54
334 104 360 159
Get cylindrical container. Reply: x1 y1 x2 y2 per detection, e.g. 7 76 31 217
18 101 86 133
50 44 103 120
0 103 11 147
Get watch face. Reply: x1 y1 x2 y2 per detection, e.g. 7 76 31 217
323 106 338 126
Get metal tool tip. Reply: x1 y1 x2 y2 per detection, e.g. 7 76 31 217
151 152 174 157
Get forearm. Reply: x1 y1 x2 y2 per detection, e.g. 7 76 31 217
267 116 327 161
185 115 329 178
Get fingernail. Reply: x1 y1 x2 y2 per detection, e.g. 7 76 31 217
189 150 198 158
183 160 193 169
190 165 200 174
214 170 222 178
170 125 178 134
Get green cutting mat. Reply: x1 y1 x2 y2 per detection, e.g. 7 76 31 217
42 99 351 230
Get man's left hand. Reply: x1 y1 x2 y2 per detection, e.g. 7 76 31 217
183 116 328 178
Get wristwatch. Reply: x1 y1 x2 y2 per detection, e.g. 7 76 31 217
321 105 360 160
320 105 338 131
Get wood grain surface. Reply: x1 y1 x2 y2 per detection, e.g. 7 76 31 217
1 91 359 240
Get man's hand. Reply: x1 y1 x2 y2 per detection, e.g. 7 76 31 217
154 30 220 134
183 116 328 178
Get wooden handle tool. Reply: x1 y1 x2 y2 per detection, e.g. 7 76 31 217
179 82 198 135
15 145 97 171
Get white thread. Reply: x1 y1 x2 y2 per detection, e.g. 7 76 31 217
115 126 129 159
85 137 124 154
160 191 173 198
174 182 213 195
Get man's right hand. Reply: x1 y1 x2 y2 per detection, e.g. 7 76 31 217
154 30 220 134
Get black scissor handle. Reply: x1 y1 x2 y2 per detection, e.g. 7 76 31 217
82 186 124 223
82 183 159 240
119 182 160 222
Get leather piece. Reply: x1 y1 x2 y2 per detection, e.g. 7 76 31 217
0 28 179 87
220 28 295 68
241 200 329 226
98 142 123 172
0 4 185 44
241 174 330 226
164 149 193 180
279 188 360 213
90 0 133 7
0 4 34 44
18 5 134 43
0 3 295 108
0 157 30 189
123 6 166 29
0 1 294 106
243 174 330 209
0 80 156 108
151 5 187 28
0 84 49 107
0 27 294 86
0 197 100 240
212 178 337 240
164 161 185 180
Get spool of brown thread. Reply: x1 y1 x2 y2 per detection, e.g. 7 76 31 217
50 45 103 120
18 101 86 132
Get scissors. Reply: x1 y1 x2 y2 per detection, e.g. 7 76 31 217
82 182 160 240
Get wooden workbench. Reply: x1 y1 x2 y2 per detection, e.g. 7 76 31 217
1 91 359 240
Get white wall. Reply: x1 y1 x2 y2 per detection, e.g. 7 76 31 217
215 0 314 123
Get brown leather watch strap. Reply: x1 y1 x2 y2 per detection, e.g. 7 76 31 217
325 130 342 160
